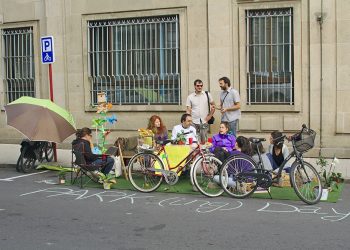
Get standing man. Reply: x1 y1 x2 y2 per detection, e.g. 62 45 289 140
186 79 215 143
219 76 241 136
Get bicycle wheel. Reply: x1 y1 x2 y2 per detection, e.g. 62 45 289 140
45 142 54 162
219 154 258 199
16 153 23 172
290 161 322 205
192 155 224 197
128 152 164 192
18 146 36 173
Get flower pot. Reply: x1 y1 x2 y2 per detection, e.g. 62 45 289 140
58 176 66 184
103 182 112 190
320 188 329 201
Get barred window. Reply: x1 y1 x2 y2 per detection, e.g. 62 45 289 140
88 15 180 105
246 8 293 104
2 27 35 103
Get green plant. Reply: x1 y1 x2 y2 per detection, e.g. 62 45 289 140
316 156 343 189
98 173 117 184
175 131 186 144
58 170 67 179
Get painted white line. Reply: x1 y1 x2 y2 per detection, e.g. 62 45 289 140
35 179 56 185
0 209 4 211
0 170 49 182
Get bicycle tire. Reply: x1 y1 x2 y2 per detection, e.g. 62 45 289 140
128 152 164 193
290 161 322 205
45 142 54 162
191 154 224 198
19 146 36 173
16 154 23 172
219 154 258 199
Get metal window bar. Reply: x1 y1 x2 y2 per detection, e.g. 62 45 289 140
2 27 35 103
246 8 293 105
88 15 181 105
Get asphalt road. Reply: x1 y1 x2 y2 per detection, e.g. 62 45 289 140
0 167 349 250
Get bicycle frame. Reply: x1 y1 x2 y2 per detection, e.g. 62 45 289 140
254 135 307 180
155 143 207 175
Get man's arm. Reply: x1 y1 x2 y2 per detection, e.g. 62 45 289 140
225 102 241 112
186 106 192 114
186 95 192 114
171 126 177 140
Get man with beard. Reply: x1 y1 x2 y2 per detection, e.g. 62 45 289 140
218 76 241 136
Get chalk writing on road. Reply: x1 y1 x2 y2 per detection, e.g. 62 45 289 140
19 188 350 222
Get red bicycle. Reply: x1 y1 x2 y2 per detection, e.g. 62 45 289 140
127 138 223 197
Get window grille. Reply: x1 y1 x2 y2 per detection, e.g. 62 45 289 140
246 8 293 104
88 15 180 105
2 27 35 103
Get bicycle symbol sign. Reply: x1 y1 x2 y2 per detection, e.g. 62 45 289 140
41 36 55 64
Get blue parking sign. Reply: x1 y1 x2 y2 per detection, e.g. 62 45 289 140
41 36 55 64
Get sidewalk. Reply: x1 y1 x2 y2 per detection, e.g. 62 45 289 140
0 143 349 180
0 144 71 168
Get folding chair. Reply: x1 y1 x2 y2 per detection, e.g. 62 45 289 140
71 142 107 188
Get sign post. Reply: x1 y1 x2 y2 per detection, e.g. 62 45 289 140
41 36 57 162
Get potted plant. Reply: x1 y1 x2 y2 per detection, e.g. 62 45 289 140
58 170 67 184
98 173 117 189
175 131 186 145
316 156 344 191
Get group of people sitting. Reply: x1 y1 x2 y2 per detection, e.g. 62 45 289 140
72 113 289 178
146 113 289 172
210 121 290 172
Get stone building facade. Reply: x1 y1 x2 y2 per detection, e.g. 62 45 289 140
0 0 349 158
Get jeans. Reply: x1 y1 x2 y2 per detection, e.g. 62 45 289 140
213 147 231 163
228 119 238 137
92 157 114 175
194 123 209 144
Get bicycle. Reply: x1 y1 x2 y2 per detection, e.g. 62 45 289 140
128 134 223 197
16 140 54 173
219 124 323 205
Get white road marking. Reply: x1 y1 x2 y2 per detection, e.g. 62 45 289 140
0 170 49 182
35 179 56 185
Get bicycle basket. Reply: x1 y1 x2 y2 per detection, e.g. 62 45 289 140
294 129 316 153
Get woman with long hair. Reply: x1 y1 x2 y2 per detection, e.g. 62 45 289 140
147 115 168 141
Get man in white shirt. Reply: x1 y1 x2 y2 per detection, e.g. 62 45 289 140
171 114 197 144
186 79 215 143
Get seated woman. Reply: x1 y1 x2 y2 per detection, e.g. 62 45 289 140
268 131 290 173
147 115 168 142
234 136 252 156
251 142 273 171
210 121 236 162
72 127 114 175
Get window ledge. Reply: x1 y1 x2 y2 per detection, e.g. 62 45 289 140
242 105 300 113
85 105 185 112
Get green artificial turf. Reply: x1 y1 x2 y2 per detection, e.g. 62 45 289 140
67 174 344 203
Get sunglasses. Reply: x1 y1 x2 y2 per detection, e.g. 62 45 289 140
195 85 203 87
